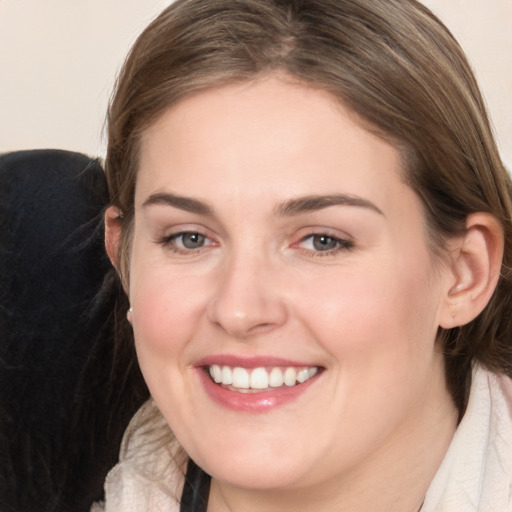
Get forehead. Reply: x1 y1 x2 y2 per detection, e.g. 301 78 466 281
136 76 410 216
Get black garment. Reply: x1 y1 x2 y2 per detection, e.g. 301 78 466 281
180 459 211 512
0 150 148 512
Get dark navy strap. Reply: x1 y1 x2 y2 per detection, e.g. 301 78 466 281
180 458 211 512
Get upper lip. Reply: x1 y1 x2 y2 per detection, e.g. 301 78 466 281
195 355 319 369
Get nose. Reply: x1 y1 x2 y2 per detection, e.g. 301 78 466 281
207 252 288 339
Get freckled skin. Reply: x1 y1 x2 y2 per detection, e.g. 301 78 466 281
128 76 457 511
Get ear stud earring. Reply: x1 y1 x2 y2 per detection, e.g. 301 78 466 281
451 283 466 294
127 307 133 323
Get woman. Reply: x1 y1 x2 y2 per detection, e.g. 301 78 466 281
98 0 512 510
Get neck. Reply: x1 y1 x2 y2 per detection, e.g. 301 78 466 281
207 369 458 512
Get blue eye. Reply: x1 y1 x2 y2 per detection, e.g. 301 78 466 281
158 231 213 253
311 234 339 251
176 232 206 249
299 233 353 254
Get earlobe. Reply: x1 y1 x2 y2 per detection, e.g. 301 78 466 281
105 206 123 271
440 213 504 329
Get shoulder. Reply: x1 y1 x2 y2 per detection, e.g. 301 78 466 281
492 368 512 410
422 365 512 511
98 399 186 512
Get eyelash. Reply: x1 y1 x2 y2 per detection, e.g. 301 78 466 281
156 230 354 257
295 233 354 257
156 230 215 255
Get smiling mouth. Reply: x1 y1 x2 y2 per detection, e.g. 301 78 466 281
207 365 320 392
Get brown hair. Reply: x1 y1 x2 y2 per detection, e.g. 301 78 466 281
105 0 512 413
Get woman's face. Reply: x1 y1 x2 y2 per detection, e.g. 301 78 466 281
129 77 456 491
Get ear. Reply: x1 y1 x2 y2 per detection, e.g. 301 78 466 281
105 206 123 271
439 212 504 329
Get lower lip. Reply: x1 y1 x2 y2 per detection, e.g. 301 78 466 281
197 368 320 413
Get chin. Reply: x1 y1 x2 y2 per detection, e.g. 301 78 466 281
210 461 305 491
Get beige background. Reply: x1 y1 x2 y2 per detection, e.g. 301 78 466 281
1 0 511 168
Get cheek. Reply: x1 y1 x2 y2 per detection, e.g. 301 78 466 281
132 280 202 357
294 255 440 360
129 269 204 412
128 247 208 359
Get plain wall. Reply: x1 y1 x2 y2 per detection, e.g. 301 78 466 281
1 0 511 168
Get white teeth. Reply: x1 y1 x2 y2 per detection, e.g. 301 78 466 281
296 368 310 383
232 367 250 389
210 365 222 383
269 367 284 387
283 367 297 386
221 366 232 385
208 365 319 390
250 367 269 389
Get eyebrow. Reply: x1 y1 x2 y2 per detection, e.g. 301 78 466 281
274 194 384 217
142 192 214 216
142 192 383 217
